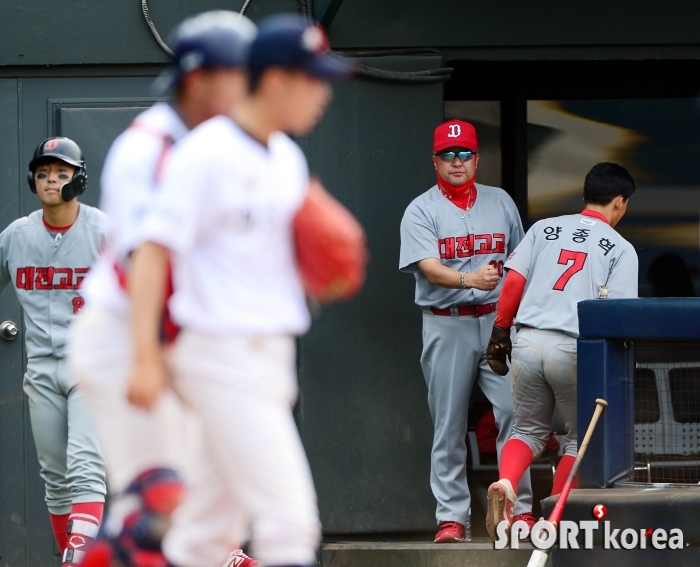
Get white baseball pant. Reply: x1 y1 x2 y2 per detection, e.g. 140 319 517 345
68 306 193 494
163 331 321 567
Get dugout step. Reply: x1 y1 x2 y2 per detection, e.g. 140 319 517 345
321 540 552 567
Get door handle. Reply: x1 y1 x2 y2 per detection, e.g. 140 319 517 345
0 321 19 341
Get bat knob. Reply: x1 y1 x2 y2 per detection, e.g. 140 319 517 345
595 398 608 407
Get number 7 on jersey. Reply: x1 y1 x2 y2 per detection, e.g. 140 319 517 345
553 249 588 291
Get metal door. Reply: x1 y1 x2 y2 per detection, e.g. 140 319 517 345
0 75 156 566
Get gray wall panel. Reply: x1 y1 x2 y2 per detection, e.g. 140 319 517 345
0 78 28 567
2 0 700 66
326 0 700 48
1 0 296 67
296 56 444 533
19 77 156 216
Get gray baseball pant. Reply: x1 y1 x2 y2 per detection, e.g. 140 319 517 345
421 310 533 524
23 356 106 514
510 327 578 459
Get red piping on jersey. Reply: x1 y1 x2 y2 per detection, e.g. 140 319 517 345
495 269 527 328
127 122 176 183
43 218 73 232
580 209 610 224
112 125 180 343
437 174 477 211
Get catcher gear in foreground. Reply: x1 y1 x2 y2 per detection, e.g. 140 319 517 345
486 325 512 376
28 137 88 201
293 179 367 302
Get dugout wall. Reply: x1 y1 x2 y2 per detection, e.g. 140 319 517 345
578 298 700 487
2 0 700 563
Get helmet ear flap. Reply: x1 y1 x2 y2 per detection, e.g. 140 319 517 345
60 168 88 202
27 169 37 193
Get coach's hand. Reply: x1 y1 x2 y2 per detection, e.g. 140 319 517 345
486 325 512 376
127 352 167 410
468 264 500 291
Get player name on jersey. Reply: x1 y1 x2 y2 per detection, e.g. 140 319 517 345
16 267 89 290
540 223 616 256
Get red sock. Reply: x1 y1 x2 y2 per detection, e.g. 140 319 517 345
551 455 578 496
50 513 69 552
64 502 104 566
499 439 534 490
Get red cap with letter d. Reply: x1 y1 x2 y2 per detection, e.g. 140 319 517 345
433 119 478 152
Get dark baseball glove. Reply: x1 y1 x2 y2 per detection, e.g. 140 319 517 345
486 325 512 376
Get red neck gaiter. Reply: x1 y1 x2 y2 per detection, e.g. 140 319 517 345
437 174 477 211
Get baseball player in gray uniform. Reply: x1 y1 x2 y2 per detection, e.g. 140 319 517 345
0 137 106 565
485 162 638 539
399 119 533 543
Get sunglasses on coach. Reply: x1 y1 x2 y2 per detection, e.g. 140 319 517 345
434 150 478 163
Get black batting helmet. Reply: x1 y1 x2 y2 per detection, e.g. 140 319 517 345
27 137 87 201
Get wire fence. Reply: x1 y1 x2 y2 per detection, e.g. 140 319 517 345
634 355 700 484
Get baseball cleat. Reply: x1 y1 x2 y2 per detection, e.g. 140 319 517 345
512 511 537 533
434 521 465 543
486 479 516 540
222 549 259 567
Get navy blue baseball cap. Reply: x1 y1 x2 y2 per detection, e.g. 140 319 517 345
154 11 257 94
247 13 355 81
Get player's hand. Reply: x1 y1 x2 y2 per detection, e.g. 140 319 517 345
127 353 168 410
467 264 500 291
486 325 512 376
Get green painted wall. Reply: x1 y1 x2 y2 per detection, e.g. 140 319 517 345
2 0 700 557
2 0 700 67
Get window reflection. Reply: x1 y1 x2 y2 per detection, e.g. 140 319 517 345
528 99 700 297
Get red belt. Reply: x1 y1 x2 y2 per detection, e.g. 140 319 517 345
430 302 498 318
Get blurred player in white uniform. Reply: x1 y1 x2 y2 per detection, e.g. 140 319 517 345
68 12 257 567
483 163 639 539
126 14 354 567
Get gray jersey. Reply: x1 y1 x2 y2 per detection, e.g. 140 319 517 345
505 212 638 336
399 183 524 308
0 205 105 358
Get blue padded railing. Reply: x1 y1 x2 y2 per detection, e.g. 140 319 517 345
577 298 700 487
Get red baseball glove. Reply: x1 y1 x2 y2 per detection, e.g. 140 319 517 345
293 179 368 302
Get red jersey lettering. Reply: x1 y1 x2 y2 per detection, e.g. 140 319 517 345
53 268 74 290
439 233 507 260
16 267 35 290
474 234 493 255
35 267 54 290
439 237 456 260
14 266 91 290
74 268 89 289
456 235 474 258
493 233 506 254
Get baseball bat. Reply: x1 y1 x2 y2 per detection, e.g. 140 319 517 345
526 398 608 567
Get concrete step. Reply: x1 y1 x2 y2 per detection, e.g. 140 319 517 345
321 539 553 567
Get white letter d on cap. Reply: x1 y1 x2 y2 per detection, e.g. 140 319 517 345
448 124 461 138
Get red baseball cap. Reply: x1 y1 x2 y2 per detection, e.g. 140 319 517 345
433 120 478 153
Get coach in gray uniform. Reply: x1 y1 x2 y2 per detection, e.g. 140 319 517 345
0 138 106 566
399 119 533 543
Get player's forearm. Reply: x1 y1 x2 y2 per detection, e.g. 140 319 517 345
128 242 170 361
495 269 526 327
417 258 469 289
